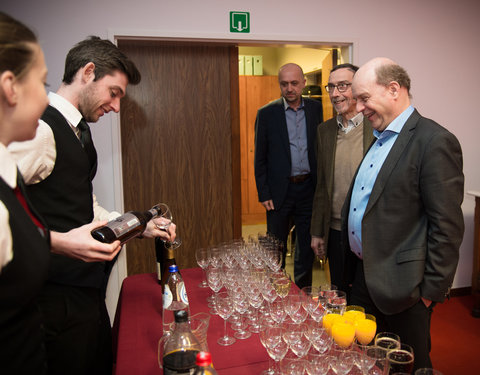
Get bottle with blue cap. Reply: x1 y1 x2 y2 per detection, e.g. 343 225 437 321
163 264 190 336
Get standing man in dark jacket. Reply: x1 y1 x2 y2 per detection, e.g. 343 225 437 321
342 57 464 370
254 63 323 288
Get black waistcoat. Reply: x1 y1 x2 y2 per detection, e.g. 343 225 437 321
27 105 105 288
0 176 50 374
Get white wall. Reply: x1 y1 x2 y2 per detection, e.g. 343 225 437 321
4 0 480 317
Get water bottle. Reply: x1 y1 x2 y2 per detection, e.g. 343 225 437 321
163 265 189 335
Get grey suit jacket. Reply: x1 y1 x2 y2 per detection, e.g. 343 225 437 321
254 97 323 209
310 116 375 245
341 109 464 315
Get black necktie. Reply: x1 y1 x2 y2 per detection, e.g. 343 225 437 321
77 119 98 179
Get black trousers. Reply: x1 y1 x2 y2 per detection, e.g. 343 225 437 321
38 283 112 375
326 228 345 291
349 258 434 371
267 178 315 289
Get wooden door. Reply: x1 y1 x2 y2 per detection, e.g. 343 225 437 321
118 40 241 275
239 75 280 225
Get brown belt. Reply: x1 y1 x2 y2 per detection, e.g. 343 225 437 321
288 173 311 184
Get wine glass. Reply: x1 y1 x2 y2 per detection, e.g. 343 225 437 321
343 305 365 324
304 352 332 375
231 289 252 340
306 326 332 354
365 345 390 375
154 203 181 247
414 369 443 375
215 291 236 346
269 299 287 325
301 286 325 323
273 277 291 299
355 313 377 345
153 203 172 230
331 318 356 349
279 355 306 375
352 342 377 375
385 343 414 375
195 248 209 288
323 290 347 315
206 265 223 314
264 326 289 375
330 348 355 375
259 315 278 375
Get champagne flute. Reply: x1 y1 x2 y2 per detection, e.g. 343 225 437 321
215 291 236 346
385 343 414 374
195 248 209 288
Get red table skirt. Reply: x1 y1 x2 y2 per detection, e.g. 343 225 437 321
113 268 270 374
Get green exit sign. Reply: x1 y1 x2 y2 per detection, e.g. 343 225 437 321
230 11 250 33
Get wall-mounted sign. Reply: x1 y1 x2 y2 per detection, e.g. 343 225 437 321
230 11 250 33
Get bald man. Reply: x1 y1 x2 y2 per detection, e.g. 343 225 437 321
341 57 464 369
254 63 323 288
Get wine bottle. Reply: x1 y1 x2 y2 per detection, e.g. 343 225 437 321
193 352 217 375
91 204 162 244
156 238 177 289
162 310 200 375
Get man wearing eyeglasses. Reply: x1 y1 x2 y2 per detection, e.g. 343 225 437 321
310 64 374 290
254 63 323 289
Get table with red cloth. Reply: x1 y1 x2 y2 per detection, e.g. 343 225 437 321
113 268 270 374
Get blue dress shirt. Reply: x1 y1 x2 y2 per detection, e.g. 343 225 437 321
284 98 310 176
348 105 414 259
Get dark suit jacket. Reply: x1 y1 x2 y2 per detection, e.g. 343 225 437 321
310 116 375 245
254 97 323 209
341 109 464 315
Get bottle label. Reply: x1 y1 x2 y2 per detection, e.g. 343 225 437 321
163 285 173 309
179 282 189 305
109 213 141 237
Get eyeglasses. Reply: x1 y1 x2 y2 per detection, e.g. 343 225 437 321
325 82 352 93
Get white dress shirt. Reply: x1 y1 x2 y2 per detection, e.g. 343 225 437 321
8 92 120 222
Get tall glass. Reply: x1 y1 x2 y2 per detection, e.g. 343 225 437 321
385 343 414 375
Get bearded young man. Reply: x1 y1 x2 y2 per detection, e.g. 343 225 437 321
9 37 175 375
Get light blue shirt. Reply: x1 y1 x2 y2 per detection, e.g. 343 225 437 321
348 105 414 259
283 98 310 176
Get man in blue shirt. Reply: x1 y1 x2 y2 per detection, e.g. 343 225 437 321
254 63 323 288
341 57 464 370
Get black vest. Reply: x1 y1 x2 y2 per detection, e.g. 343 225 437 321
27 105 105 288
0 176 50 374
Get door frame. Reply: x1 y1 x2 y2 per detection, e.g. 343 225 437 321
104 28 356 316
